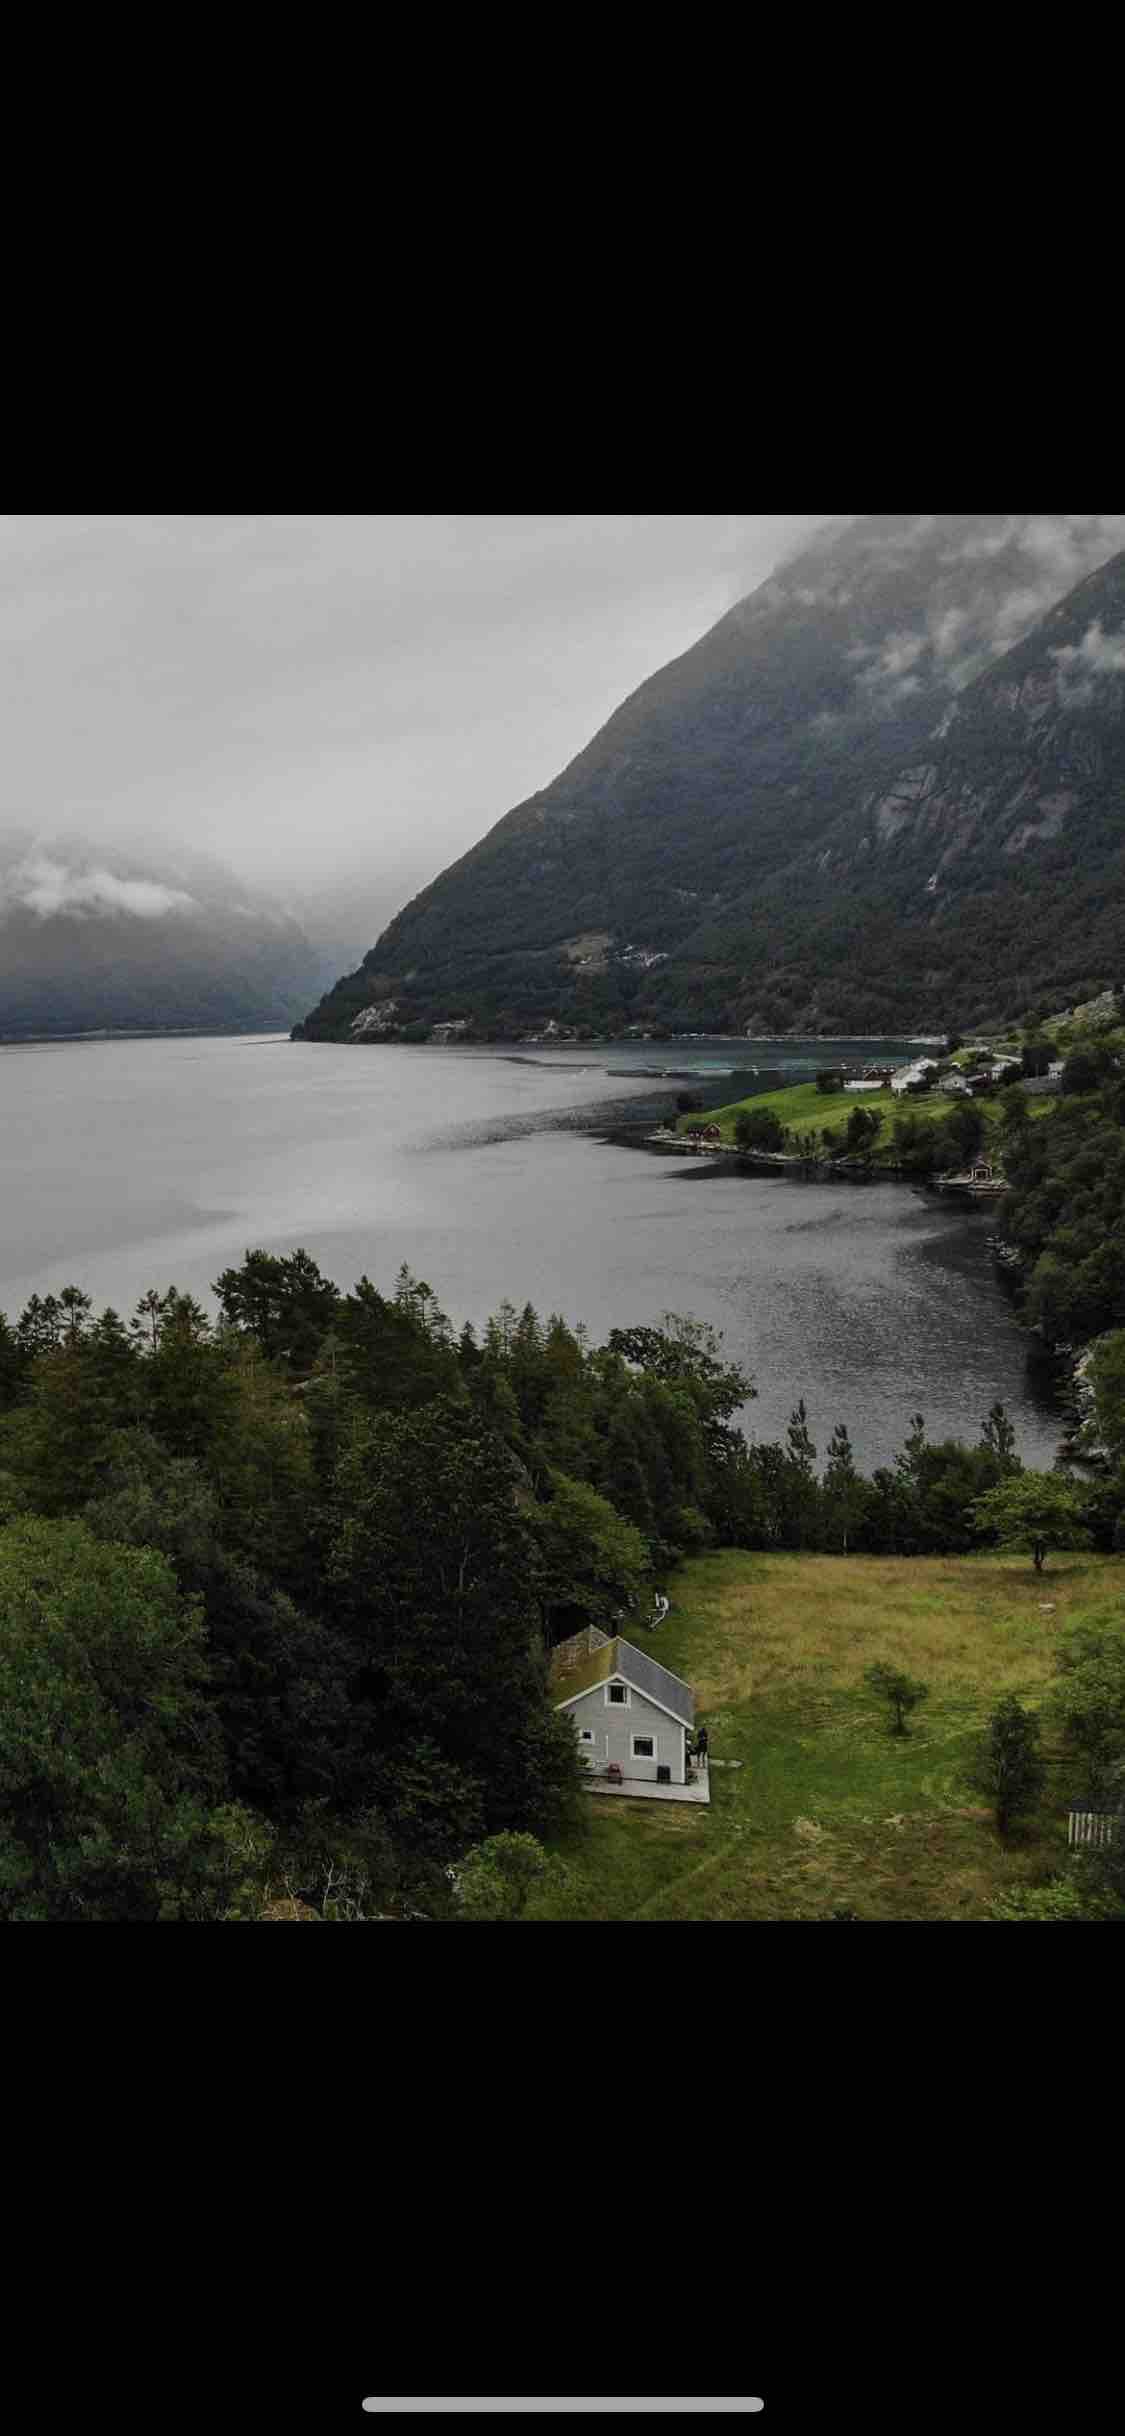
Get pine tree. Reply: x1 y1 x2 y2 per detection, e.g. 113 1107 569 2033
980 1402 1020 1474
824 1421 862 1552
782 1400 819 1548
968 1697 1047 1836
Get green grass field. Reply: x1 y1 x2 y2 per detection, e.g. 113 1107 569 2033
678 1076 1053 1158
533 1550 1122 1920
688 1079 938 1142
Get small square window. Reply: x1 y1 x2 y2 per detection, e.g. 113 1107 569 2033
632 1735 655 1760
579 1729 595 1744
608 1684 627 1705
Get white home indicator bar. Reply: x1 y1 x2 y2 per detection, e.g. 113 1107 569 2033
362 2405 764 2416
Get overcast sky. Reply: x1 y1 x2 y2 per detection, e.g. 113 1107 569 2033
0 515 838 944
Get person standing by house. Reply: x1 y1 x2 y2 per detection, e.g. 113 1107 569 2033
696 1725 709 1770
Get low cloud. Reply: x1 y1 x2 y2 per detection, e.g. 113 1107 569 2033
939 517 1025 565
851 629 928 685
788 582 855 610
864 515 937 553
938 515 1125 675
1051 618 1125 706
844 515 1125 707
1052 618 1125 677
0 852 197 921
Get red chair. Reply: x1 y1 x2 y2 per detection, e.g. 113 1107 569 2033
605 1762 624 1785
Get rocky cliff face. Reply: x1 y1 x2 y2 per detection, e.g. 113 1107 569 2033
296 516 1125 1041
724 548 1125 1034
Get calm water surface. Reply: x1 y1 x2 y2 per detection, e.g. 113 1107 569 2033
0 1032 1060 1468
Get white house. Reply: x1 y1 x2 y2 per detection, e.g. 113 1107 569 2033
890 1057 939 1096
551 1632 695 1786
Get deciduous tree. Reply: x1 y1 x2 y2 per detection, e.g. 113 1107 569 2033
972 1471 1093 1568
0 1515 229 1920
453 1830 568 1920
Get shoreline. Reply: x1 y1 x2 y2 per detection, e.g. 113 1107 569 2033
294 1028 948 1051
600 1108 1072 1445
0 1023 290 1047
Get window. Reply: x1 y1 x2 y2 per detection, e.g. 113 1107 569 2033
607 1682 628 1707
578 1728 596 1744
631 1734 655 1761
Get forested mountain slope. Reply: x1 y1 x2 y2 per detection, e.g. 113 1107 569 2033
295 515 1125 1041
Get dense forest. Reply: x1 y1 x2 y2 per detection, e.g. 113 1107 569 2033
2 1239 1124 1920
997 1052 1125 1349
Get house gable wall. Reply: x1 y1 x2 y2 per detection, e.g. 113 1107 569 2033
563 1683 685 1784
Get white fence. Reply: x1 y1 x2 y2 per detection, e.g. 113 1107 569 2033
1068 1811 1119 1848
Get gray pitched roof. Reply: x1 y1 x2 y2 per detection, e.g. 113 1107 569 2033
614 1637 694 1724
551 1634 695 1723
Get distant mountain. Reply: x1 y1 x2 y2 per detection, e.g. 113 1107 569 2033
294 515 1125 1041
0 834 324 1036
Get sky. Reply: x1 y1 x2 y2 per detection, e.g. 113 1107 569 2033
0 514 839 950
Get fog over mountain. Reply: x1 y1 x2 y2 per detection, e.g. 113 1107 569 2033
4 515 1123 1038
0 516 836 945
0 827 328 1034
297 514 1125 1041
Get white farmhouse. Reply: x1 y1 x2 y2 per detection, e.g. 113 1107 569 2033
890 1057 940 1096
552 1631 695 1787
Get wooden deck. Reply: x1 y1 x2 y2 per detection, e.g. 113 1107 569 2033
581 1762 711 1807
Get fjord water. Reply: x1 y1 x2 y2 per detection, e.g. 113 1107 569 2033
0 1032 1061 1468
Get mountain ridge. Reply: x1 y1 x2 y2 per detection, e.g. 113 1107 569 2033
295 515 1125 1042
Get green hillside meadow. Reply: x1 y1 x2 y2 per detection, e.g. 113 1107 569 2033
680 1076 1054 1156
532 1551 1120 1920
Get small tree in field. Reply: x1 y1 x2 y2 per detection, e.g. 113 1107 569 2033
967 1697 1047 1838
971 1471 1093 1571
865 1662 929 1736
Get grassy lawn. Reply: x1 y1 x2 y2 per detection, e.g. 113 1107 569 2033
533 1550 1123 1920
680 1078 1005 1151
681 1076 1055 1161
